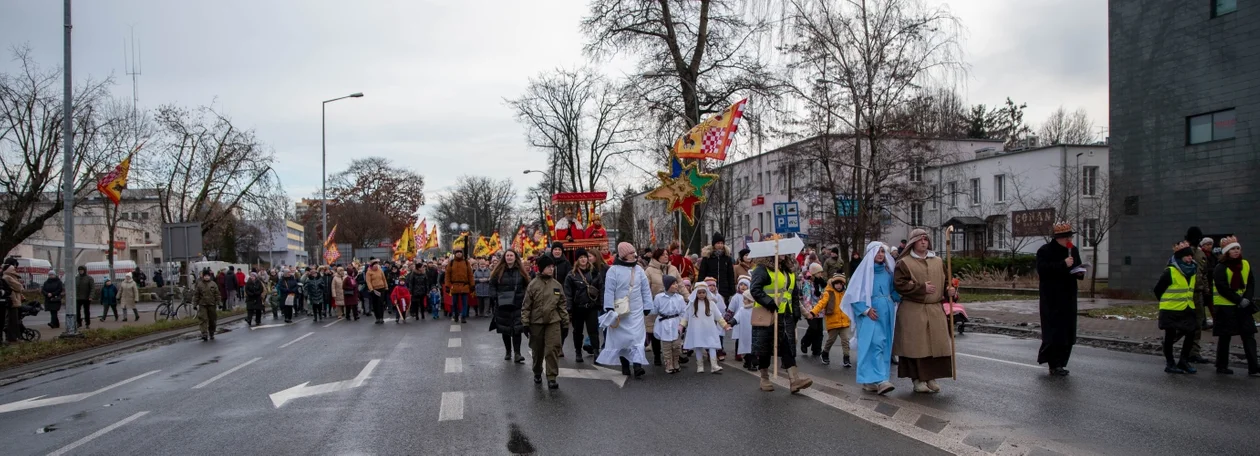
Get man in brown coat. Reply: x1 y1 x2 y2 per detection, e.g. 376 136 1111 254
893 229 957 394
445 250 474 324
522 255 569 389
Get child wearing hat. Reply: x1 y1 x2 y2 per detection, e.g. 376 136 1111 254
652 275 687 374
390 278 411 324
729 275 756 370
811 274 853 367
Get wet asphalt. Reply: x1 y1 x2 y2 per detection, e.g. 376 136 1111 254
0 312 942 456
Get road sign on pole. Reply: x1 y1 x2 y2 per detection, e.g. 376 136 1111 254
773 202 801 234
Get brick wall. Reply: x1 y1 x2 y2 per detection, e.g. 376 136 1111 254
1109 0 1259 292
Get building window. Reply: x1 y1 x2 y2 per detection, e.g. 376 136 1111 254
757 212 764 233
1187 109 1235 144
931 185 939 209
1081 166 1099 196
120 212 128 220
757 173 764 194
1213 0 1237 17
141 212 149 220
993 174 1006 203
1082 218 1099 247
909 161 924 183
947 181 958 207
970 178 981 206
909 202 924 227
988 216 1007 249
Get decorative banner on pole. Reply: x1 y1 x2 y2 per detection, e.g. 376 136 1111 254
645 159 718 224
425 226 440 250
673 98 747 161
323 225 341 265
96 154 134 205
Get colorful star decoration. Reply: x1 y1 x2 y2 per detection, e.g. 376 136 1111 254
645 159 719 224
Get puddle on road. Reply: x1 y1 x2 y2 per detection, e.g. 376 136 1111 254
36 424 57 434
68 411 87 421
507 422 536 455
170 356 222 378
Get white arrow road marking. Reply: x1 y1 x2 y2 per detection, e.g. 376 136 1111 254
47 411 149 456
250 318 308 330
445 357 463 374
278 332 314 349
438 391 464 421
557 365 627 388
269 359 381 408
448 338 462 348
323 318 342 328
0 370 160 414
450 325 461 332
193 357 261 389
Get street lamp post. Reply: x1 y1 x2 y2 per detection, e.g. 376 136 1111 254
321 92 364 264
1075 152 1084 249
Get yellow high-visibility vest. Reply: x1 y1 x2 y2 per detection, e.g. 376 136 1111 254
763 269 795 314
1159 266 1195 312
1213 260 1251 307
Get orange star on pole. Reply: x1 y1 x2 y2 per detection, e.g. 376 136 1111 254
645 160 718 224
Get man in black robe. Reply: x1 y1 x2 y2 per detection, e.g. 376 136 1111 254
1036 222 1084 376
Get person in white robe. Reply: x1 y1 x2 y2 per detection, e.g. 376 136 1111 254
683 286 731 373
598 242 654 378
728 276 756 370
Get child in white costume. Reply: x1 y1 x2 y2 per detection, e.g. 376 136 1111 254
728 276 755 370
683 286 731 374
652 276 687 374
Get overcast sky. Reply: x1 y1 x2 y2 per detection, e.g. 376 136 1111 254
0 0 1107 219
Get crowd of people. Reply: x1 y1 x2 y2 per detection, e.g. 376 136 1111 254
3 222 1253 390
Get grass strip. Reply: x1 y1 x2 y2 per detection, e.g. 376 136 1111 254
0 309 245 371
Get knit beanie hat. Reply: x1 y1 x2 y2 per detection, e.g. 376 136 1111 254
617 242 636 259
663 275 678 291
536 254 555 271
1220 236 1241 256
712 232 725 245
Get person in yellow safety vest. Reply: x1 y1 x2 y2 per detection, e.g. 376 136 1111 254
1155 242 1200 374
748 255 813 394
1210 236 1258 376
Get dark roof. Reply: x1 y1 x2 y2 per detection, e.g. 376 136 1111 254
941 216 985 227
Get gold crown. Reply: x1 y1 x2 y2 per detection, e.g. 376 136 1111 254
1052 221 1073 235
1220 235 1239 247
1172 240 1191 252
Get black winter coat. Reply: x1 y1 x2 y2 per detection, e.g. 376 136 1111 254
1212 258 1256 337
1153 267 1199 332
490 268 529 335
406 270 428 297
698 247 736 298
550 255 572 289
564 266 602 311
42 277 65 305
245 279 266 311
1036 241 1083 345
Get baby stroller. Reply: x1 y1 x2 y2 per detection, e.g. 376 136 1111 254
12 304 42 342
942 278 968 335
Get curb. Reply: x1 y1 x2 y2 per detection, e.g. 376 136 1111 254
0 313 247 384
966 322 1252 368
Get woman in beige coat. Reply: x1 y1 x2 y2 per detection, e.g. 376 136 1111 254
892 229 957 394
118 273 141 321
331 268 347 312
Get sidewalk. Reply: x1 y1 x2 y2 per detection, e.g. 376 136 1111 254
31 299 242 340
964 298 1247 354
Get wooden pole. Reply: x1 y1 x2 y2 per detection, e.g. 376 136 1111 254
945 225 957 380
772 237 780 379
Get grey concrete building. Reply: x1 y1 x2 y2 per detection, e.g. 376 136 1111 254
1108 0 1258 293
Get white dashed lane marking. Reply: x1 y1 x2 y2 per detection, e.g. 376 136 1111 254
279 332 314 349
438 392 465 421
448 338 462 348
48 411 150 456
450 324 461 332
192 357 261 389
445 357 463 374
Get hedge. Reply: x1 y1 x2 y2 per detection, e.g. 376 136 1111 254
951 254 1037 277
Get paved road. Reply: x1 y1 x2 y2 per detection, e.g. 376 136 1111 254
783 325 1260 455
1 314 942 456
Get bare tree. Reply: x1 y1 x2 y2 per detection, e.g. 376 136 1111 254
582 0 787 251
782 0 964 254
433 175 519 251
329 201 392 250
1038 106 1096 145
326 156 426 244
0 48 132 258
508 68 638 194
144 104 282 237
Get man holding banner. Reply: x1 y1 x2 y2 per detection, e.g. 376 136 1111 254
747 237 813 394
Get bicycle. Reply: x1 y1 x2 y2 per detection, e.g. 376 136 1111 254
154 288 193 321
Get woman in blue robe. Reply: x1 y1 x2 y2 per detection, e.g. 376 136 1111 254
841 242 901 395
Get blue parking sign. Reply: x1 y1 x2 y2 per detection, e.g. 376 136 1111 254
773 202 801 234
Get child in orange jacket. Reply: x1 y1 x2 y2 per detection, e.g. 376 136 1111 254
810 274 853 367
390 278 411 324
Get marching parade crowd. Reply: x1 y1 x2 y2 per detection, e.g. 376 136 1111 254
2 222 1255 391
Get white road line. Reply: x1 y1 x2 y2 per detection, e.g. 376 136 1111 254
279 332 314 349
47 411 149 456
438 392 464 421
450 325 461 332
192 357 261 389
956 352 1043 369
448 338 462 348
445 357 463 374
323 318 342 328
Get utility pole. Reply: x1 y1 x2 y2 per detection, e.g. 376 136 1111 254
60 0 82 338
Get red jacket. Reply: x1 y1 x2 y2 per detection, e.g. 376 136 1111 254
390 286 412 312
670 254 695 281
235 271 246 287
